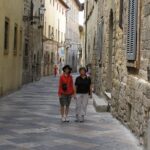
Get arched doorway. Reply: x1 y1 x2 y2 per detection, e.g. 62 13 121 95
107 9 113 92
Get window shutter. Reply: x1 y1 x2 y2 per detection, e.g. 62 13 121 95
97 18 104 59
127 0 138 61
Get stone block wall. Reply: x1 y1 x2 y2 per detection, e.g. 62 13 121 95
85 0 150 145
109 0 150 145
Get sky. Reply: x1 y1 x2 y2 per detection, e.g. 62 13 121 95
79 0 84 25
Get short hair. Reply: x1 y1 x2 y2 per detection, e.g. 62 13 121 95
79 67 87 73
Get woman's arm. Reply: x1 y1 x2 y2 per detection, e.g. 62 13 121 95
74 78 78 98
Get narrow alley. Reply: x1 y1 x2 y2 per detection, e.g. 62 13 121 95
0 76 143 150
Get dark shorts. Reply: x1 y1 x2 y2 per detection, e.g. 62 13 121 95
59 95 71 107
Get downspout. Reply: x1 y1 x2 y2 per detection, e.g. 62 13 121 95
84 0 88 65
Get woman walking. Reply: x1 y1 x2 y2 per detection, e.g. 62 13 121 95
58 65 74 122
74 67 92 122
54 65 58 77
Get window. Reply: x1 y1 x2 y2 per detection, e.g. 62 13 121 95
148 66 150 82
51 52 54 63
127 0 138 61
48 25 51 38
51 27 54 39
56 29 57 41
24 41 28 56
57 3 58 10
59 6 61 12
19 28 23 56
119 0 123 29
58 31 60 42
4 17 9 54
13 24 18 55
97 18 104 64
61 32 63 43
44 21 46 36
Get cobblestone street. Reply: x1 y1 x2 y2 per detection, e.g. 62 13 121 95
0 76 143 150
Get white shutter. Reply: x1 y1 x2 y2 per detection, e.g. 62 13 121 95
127 0 138 61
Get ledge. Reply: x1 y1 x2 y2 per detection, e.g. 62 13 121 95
93 93 109 112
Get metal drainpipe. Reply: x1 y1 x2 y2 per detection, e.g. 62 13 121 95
147 119 150 150
65 8 70 64
84 1 88 66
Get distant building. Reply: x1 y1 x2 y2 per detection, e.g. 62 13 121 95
22 0 44 84
42 0 68 76
0 0 24 95
64 0 81 72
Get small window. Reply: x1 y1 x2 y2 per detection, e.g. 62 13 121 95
57 3 58 10
51 52 54 63
52 27 54 39
148 66 150 82
4 17 9 54
19 28 23 56
56 29 57 41
13 24 18 55
24 42 28 56
58 31 60 42
48 25 51 38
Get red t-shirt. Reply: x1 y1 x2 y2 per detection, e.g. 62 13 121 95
58 74 74 96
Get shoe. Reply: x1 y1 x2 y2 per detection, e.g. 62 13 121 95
61 117 66 122
65 116 70 122
80 115 84 123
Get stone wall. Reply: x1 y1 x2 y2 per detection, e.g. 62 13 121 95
85 0 150 145
111 0 150 145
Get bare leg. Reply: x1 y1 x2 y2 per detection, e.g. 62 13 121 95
60 106 65 117
65 106 69 117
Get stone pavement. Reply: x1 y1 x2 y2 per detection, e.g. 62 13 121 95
0 76 143 150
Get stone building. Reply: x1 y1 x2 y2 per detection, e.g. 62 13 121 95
84 0 150 146
42 0 68 76
22 0 44 84
64 0 81 72
0 0 24 95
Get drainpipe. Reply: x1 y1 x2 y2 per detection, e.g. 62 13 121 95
147 119 150 150
84 1 88 66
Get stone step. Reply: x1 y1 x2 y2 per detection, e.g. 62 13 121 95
93 93 110 112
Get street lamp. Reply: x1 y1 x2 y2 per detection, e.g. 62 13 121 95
39 5 46 15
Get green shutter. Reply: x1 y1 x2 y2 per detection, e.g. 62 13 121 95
127 0 138 61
